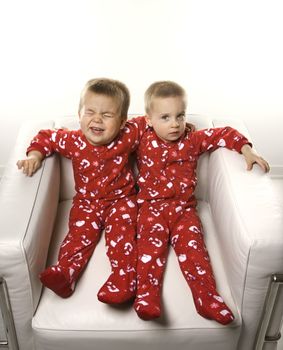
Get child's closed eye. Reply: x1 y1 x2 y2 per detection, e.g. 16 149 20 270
103 113 114 118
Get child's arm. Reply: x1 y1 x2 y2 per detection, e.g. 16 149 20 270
126 116 148 150
241 144 270 172
16 150 44 177
194 126 269 173
17 128 73 176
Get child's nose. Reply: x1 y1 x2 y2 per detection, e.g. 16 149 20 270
172 119 180 127
93 113 103 123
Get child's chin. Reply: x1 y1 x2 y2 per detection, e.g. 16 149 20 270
167 135 181 142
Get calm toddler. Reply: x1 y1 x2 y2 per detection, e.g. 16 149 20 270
133 81 269 324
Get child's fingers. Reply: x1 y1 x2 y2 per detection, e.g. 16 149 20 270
257 158 270 173
246 160 253 171
17 159 30 174
247 158 270 173
17 158 41 176
22 161 31 176
22 160 34 176
31 161 40 175
26 161 38 177
25 163 32 176
16 160 24 169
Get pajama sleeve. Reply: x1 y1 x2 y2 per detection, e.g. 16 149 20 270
27 129 76 159
191 126 252 155
126 116 148 151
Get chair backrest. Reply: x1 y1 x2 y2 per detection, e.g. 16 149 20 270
55 114 213 202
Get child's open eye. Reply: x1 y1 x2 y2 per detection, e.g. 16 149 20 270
161 114 170 121
177 113 185 120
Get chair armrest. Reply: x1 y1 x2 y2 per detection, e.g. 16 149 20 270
207 120 283 349
0 120 60 350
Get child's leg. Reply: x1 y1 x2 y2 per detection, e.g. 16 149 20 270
171 207 234 325
133 203 169 320
97 197 138 304
39 200 101 298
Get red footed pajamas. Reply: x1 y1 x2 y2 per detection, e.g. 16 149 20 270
41 196 137 303
27 118 146 303
134 123 251 324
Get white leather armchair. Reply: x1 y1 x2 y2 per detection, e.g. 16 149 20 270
0 115 282 350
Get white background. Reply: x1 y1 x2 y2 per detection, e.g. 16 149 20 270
0 0 282 171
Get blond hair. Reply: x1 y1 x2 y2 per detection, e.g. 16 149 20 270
79 78 130 120
144 81 187 113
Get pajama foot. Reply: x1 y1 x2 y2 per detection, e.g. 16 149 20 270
190 284 234 325
134 291 161 320
97 271 136 304
39 265 74 298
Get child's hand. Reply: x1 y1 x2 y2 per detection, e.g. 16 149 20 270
241 144 270 173
16 151 44 177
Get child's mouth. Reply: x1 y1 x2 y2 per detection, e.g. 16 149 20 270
90 127 104 135
169 131 180 137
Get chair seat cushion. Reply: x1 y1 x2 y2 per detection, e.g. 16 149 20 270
32 200 241 350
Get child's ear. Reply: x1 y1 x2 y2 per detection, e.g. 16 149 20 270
120 118 127 129
145 115 153 127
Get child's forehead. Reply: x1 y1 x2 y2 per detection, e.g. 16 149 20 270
83 91 121 110
151 95 186 111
